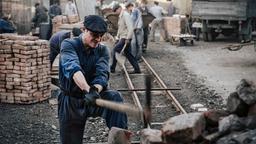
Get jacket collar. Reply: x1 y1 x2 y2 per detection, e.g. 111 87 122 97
79 34 96 55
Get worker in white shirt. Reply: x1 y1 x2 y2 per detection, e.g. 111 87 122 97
64 0 78 16
149 1 167 42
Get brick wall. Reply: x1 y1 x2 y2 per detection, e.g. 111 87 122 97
0 34 51 104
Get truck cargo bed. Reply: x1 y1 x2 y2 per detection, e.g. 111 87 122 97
192 1 247 21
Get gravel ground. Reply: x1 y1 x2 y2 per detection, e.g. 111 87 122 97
0 34 255 143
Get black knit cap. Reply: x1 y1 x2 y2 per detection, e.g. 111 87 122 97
83 15 107 33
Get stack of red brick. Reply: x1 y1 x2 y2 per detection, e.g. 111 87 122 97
52 15 69 33
0 34 51 104
52 15 80 33
162 16 186 37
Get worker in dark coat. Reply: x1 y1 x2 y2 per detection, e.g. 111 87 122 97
138 0 150 52
0 16 16 34
49 2 62 19
32 3 48 28
58 15 128 144
49 27 82 68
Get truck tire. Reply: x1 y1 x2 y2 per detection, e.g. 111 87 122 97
222 29 233 37
212 31 219 41
203 32 208 41
239 19 252 43
207 32 213 41
207 29 218 41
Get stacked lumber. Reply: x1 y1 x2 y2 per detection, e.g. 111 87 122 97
0 34 51 104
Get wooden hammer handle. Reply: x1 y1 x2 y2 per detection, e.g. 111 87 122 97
96 99 142 118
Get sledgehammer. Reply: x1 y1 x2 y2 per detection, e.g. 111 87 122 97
96 75 152 123
51 77 150 121
95 99 143 118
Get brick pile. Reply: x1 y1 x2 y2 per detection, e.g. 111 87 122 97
67 15 80 24
162 16 186 37
52 15 80 34
0 34 51 104
52 15 68 33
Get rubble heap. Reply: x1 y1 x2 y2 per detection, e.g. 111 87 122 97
0 34 51 104
139 79 256 144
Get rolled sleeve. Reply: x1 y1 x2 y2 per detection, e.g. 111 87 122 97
91 46 110 88
59 40 82 80
124 13 134 40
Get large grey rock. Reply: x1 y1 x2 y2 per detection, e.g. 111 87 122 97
248 103 256 116
226 92 249 117
162 113 205 143
218 115 256 135
203 110 229 127
140 128 163 144
107 127 132 144
218 115 245 135
243 115 256 129
216 129 256 144
236 79 256 105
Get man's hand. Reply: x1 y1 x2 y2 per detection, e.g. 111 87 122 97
84 86 100 105
134 28 140 33
125 39 131 45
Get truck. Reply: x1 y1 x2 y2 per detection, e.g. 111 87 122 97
192 0 256 42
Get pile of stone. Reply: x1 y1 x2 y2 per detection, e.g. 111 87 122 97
139 79 256 144
0 34 51 104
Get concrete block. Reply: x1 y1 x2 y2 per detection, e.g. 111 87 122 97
107 127 132 144
162 113 205 143
140 128 163 144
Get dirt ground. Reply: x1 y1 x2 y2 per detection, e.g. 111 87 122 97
170 37 256 100
0 34 256 143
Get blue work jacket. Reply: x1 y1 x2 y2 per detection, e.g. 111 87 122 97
49 30 71 52
59 35 110 96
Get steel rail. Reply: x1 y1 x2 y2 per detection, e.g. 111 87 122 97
121 65 144 119
141 56 187 114
117 88 181 91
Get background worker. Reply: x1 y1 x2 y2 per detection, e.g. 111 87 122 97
48 1 62 38
110 2 141 74
149 1 167 42
49 1 62 19
64 0 78 16
131 2 144 61
49 27 82 68
138 0 150 52
167 0 175 17
58 15 128 144
0 14 16 34
32 2 48 28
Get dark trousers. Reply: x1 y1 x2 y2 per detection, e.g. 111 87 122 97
58 89 128 144
142 26 149 50
111 38 140 72
49 44 59 68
